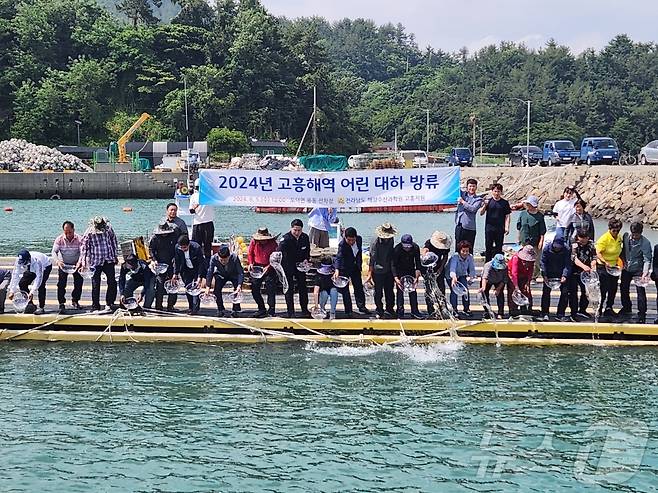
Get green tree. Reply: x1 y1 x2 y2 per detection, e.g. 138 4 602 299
116 0 163 27
207 127 249 157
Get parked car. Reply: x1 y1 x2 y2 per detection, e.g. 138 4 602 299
508 145 542 166
399 150 429 167
446 147 473 167
541 140 579 166
639 140 658 165
579 137 619 165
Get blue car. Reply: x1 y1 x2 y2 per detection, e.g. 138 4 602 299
541 140 579 166
579 137 619 165
446 147 473 167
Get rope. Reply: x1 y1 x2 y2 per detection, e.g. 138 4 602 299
1 312 81 341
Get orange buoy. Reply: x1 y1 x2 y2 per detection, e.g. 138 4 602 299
122 207 133 212
4 207 13 212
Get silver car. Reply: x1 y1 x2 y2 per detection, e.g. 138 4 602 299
639 140 658 164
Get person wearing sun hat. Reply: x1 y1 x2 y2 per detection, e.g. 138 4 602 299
508 244 536 316
80 216 119 313
421 231 452 316
247 227 279 317
313 256 339 320
367 222 397 318
479 253 510 319
149 221 179 312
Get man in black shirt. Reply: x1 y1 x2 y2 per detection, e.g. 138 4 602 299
335 227 370 315
367 223 397 318
277 219 311 318
480 183 512 261
392 234 423 319
149 221 178 311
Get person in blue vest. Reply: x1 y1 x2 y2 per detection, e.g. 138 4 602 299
173 236 206 315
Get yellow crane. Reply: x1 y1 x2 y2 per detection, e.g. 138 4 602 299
117 112 151 163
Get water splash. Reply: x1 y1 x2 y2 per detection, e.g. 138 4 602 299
304 341 463 363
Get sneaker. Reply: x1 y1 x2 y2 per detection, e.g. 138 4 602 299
375 310 385 319
72 301 82 310
254 309 267 318
577 311 592 319
357 306 372 315
58 304 66 314
329 312 336 320
411 311 424 320
556 315 573 323
34 307 44 315
462 310 473 318
541 314 549 321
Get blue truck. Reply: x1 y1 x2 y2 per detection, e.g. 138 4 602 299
579 137 619 165
446 147 473 166
541 140 579 166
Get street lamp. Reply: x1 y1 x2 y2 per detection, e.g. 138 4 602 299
74 120 82 146
513 98 531 163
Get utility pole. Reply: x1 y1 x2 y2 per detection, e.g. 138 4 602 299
526 100 531 158
426 109 430 155
312 85 317 155
74 120 82 146
394 129 398 154
479 126 483 162
469 114 477 160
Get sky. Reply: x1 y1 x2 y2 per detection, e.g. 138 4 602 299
262 0 658 54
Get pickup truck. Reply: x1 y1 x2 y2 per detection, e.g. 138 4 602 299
508 145 543 166
446 147 473 167
541 140 579 166
579 137 619 165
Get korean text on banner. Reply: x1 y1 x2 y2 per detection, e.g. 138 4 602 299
199 167 460 208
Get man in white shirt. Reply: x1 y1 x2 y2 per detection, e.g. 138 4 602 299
8 249 52 314
189 178 215 259
552 186 580 240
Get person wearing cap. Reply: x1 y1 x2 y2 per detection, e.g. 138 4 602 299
0 268 11 314
421 231 452 316
80 216 119 312
552 187 581 240
313 256 339 320
446 240 476 317
335 227 370 315
51 220 83 313
277 219 311 318
308 207 338 248
569 229 597 320
118 254 155 310
162 202 189 240
455 178 483 253
247 227 279 317
149 221 179 312
619 222 652 323
539 237 571 321
479 253 509 319
480 183 511 261
517 195 546 280
565 199 595 244
205 244 244 317
173 235 206 315
508 245 536 316
189 178 215 259
392 234 423 319
7 249 52 315
367 223 397 318
595 218 623 319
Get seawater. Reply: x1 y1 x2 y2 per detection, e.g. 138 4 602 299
0 198 653 256
0 342 657 492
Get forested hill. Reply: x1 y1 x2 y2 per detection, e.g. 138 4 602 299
1 0 657 155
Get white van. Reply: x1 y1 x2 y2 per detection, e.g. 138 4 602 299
399 150 428 167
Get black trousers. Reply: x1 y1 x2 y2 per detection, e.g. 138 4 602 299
340 270 367 313
396 286 419 315
373 272 395 313
155 268 177 311
180 268 200 313
213 276 241 312
284 268 308 314
620 270 647 316
483 282 506 316
251 270 276 314
0 270 10 312
91 261 117 308
19 266 52 308
455 224 476 252
192 221 215 260
541 281 569 316
568 272 590 315
57 269 83 304
597 266 618 312
484 227 505 262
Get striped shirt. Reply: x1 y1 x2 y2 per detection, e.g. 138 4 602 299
51 233 82 266
80 227 119 267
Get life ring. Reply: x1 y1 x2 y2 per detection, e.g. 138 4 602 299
50 194 61 200
180 186 189 195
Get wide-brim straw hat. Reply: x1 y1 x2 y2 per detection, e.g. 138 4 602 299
90 216 108 233
430 231 451 250
253 227 275 240
517 245 537 262
375 222 397 239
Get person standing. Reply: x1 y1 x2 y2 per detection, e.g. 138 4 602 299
517 195 546 279
619 222 652 323
479 254 509 319
421 231 451 316
149 222 179 312
455 178 483 253
7 249 52 315
314 257 339 320
480 183 511 261
446 240 476 317
569 230 597 320
539 237 571 321
308 207 337 248
118 254 155 309
51 220 83 313
565 199 595 244
508 245 536 317
173 236 206 315
247 227 279 317
277 219 311 318
189 178 215 259
552 187 580 240
80 216 119 313
205 244 244 317
595 219 623 319
367 223 397 318
0 268 11 314
392 234 423 319
335 227 370 315
162 202 188 240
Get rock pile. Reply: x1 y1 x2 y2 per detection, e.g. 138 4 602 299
228 154 302 171
0 139 92 172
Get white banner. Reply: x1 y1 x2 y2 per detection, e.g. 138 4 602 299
199 167 460 208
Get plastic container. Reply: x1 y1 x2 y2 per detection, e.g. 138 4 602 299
250 266 265 279
632 276 651 288
420 252 439 268
223 290 244 304
311 307 327 320
79 267 95 280
332 276 349 288
123 297 139 310
400 275 416 293
606 265 622 277
512 288 529 306
363 279 374 297
452 281 468 297
186 281 203 297
199 293 217 305
296 260 312 273
12 291 29 314
580 271 599 286
154 263 169 275
544 278 562 290
60 264 77 274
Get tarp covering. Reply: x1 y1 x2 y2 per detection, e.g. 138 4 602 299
298 154 348 171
